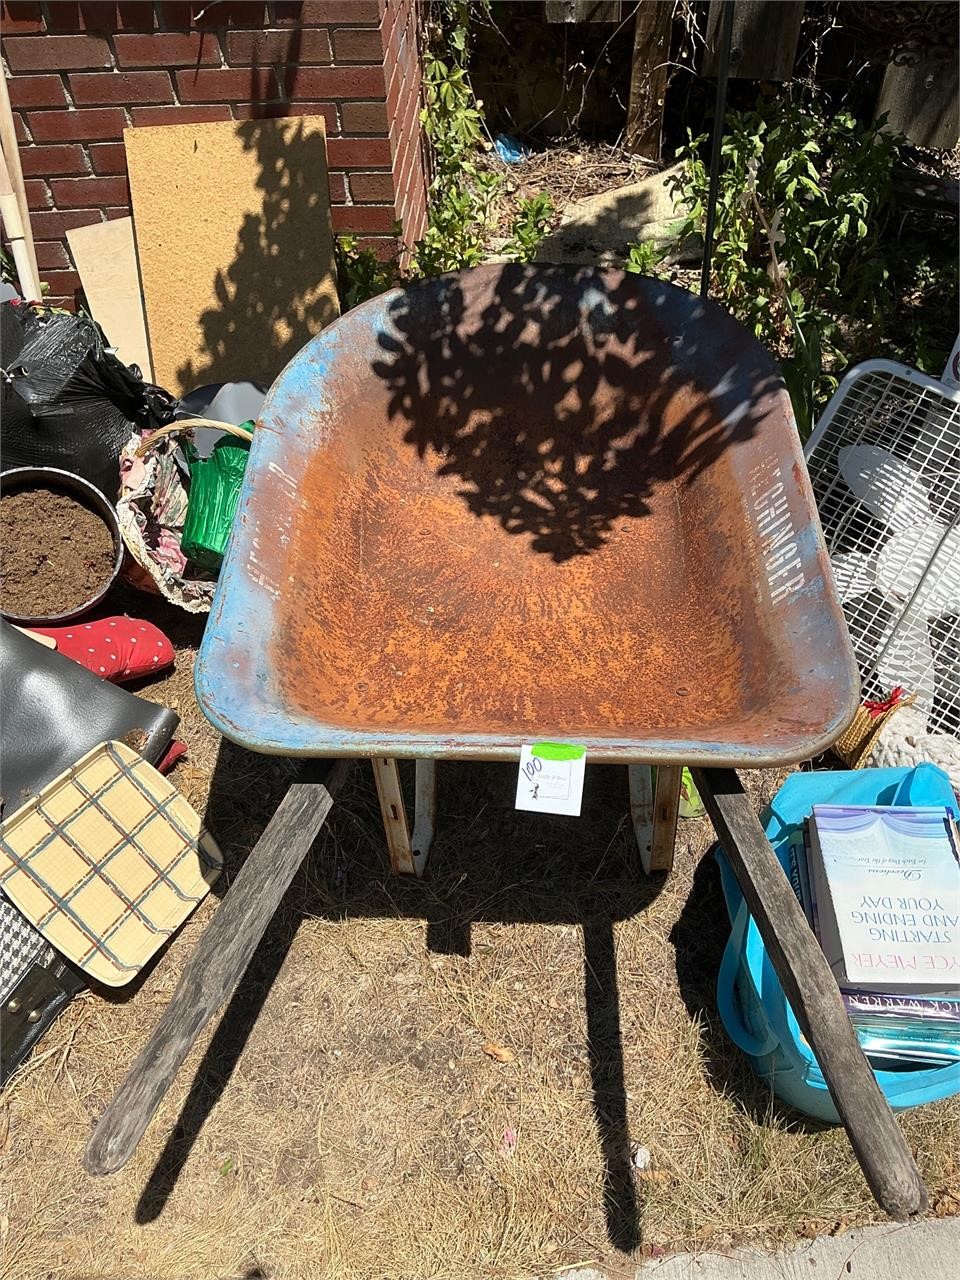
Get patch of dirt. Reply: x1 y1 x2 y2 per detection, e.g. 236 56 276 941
0 485 115 620
482 140 660 239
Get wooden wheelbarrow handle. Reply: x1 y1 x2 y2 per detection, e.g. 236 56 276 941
693 767 928 1222
84 759 353 1176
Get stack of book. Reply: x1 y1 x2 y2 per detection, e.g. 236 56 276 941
790 803 960 1068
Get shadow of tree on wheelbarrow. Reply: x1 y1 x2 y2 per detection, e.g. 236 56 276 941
370 264 783 563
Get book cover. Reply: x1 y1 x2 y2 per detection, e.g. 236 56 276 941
842 989 960 1024
809 805 960 992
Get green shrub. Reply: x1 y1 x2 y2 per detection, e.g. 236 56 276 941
624 240 665 277
503 191 554 263
411 2 501 277
674 98 900 436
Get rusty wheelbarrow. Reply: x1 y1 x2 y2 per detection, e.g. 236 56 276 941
85 265 927 1221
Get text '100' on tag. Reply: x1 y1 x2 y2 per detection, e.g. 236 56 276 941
515 743 586 817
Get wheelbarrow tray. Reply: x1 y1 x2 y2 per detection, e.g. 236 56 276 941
196 265 858 765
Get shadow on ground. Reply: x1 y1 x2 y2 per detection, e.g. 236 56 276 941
134 754 696 1254
670 816 837 1138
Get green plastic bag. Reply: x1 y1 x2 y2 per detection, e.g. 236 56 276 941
180 423 252 571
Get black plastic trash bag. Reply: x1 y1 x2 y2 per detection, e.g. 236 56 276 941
0 303 175 499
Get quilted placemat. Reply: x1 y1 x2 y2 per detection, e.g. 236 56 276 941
0 741 221 986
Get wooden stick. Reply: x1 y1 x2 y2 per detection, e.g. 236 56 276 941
0 145 40 302
0 72 39 296
84 758 353 1176
628 764 681 874
693 767 929 1222
371 756 425 876
625 1 672 159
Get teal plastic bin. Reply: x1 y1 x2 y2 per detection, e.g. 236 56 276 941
715 764 960 1122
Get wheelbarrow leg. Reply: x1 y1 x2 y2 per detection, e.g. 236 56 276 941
628 764 681 873
84 758 354 1176
692 767 928 1222
371 757 433 877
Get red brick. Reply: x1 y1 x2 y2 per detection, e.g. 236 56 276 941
105 206 131 219
326 136 391 167
280 1 380 22
29 207 100 237
160 2 265 27
331 205 396 233
19 143 88 175
1 3 44 34
114 32 221 68
14 112 31 143
24 177 51 207
175 67 279 102
128 104 233 126
401 157 427 213
281 102 339 133
387 27 418 99
341 99 388 134
400 166 425 211
353 234 400 261
39 269 82 296
232 102 339 134
326 171 347 202
349 170 394 202
50 174 129 206
3 35 112 71
386 52 414 120
332 27 384 62
225 28 331 65
385 50 403 112
88 141 127 174
44 2 158 30
283 66 384 101
69 70 173 105
394 78 420 150
6 75 69 109
35 240 72 270
44 1 110 29
28 107 125 140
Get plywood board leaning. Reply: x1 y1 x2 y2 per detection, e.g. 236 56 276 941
67 217 153 379
124 117 339 395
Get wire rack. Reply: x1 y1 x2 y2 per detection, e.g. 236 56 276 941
0 740 221 987
805 360 960 738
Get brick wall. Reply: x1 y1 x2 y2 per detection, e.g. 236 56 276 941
1 0 428 309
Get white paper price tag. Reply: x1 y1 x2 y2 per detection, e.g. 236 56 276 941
515 742 586 816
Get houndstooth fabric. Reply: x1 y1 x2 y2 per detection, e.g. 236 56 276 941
0 893 48 998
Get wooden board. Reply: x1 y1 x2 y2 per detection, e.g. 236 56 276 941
703 1 805 82
879 55 960 151
85 758 353 1175
124 117 339 395
626 1 673 158
66 217 153 379
692 767 928 1222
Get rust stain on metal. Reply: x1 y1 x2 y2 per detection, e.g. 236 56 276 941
263 265 829 748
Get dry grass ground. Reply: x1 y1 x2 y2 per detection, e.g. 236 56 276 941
1 597 959 1280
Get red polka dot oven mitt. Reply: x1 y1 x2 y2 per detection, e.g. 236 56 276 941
31 617 175 683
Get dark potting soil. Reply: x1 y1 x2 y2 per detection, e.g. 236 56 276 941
0 486 116 619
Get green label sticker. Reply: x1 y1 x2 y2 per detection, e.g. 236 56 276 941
531 742 586 761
